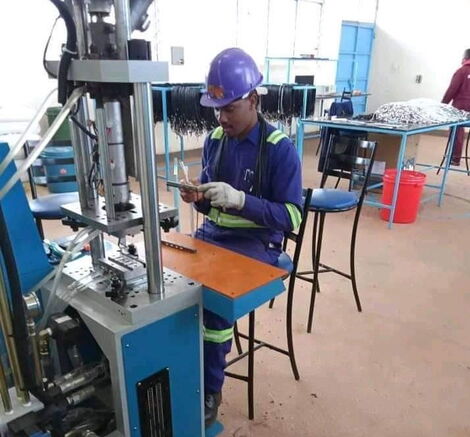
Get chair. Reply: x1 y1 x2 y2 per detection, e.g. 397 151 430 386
297 134 377 333
29 192 80 239
24 144 79 239
316 98 355 156
225 188 313 420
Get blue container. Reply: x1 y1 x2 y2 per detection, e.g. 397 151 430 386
41 146 78 193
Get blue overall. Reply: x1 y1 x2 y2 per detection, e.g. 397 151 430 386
193 121 302 395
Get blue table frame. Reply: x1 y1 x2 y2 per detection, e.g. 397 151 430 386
296 118 470 228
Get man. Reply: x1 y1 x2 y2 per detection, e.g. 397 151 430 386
442 48 470 166
180 48 302 427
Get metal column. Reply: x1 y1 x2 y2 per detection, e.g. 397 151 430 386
69 97 97 210
95 104 116 221
133 83 164 295
104 101 131 206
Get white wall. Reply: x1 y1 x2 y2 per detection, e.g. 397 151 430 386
368 0 470 111
7 0 468 154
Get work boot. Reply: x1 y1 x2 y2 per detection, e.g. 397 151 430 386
204 392 222 428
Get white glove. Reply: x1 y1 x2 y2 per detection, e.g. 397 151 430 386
198 182 245 210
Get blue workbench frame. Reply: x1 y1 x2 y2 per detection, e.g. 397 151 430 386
296 118 470 228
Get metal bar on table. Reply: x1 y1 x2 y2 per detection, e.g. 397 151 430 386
134 82 164 295
161 240 196 253
438 126 458 206
388 134 408 229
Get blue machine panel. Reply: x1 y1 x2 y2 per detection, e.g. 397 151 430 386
121 304 202 437
203 278 285 324
0 143 52 292
0 143 52 367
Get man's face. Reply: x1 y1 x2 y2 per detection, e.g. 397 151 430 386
214 93 257 138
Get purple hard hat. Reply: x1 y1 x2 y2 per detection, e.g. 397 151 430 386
200 48 263 108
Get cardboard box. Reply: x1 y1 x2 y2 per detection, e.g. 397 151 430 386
367 133 420 193
368 133 420 173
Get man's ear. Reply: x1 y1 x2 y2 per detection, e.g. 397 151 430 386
249 93 259 110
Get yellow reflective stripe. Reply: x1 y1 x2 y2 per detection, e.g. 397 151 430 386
266 130 288 145
285 203 302 229
208 208 265 228
203 327 233 343
211 126 224 140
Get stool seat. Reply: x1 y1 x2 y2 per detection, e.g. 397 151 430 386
308 189 358 212
29 192 79 220
276 252 293 275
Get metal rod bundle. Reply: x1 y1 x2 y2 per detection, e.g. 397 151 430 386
151 83 316 136
261 84 316 124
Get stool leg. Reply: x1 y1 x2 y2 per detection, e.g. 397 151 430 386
350 210 363 313
286 272 300 380
311 211 321 294
437 135 451 175
307 212 325 333
233 321 243 355
248 311 255 420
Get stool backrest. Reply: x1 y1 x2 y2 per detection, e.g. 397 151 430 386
320 135 377 205
283 188 313 266
341 89 353 101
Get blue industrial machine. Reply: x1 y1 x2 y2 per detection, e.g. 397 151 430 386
0 0 208 435
0 1 286 436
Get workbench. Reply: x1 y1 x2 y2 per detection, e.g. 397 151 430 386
295 117 470 228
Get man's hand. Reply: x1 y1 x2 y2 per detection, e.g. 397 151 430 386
198 182 245 210
180 179 204 203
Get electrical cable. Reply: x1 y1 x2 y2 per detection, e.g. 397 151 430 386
49 0 78 105
70 116 98 141
43 16 60 78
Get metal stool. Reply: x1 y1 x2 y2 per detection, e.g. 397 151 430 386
226 189 313 420
297 135 377 332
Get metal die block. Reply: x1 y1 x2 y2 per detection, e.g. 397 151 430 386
61 193 177 236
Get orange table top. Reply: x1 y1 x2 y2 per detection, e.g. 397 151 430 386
160 233 286 299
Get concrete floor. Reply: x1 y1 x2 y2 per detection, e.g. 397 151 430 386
38 133 470 437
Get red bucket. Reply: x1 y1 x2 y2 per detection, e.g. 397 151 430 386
380 169 426 224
